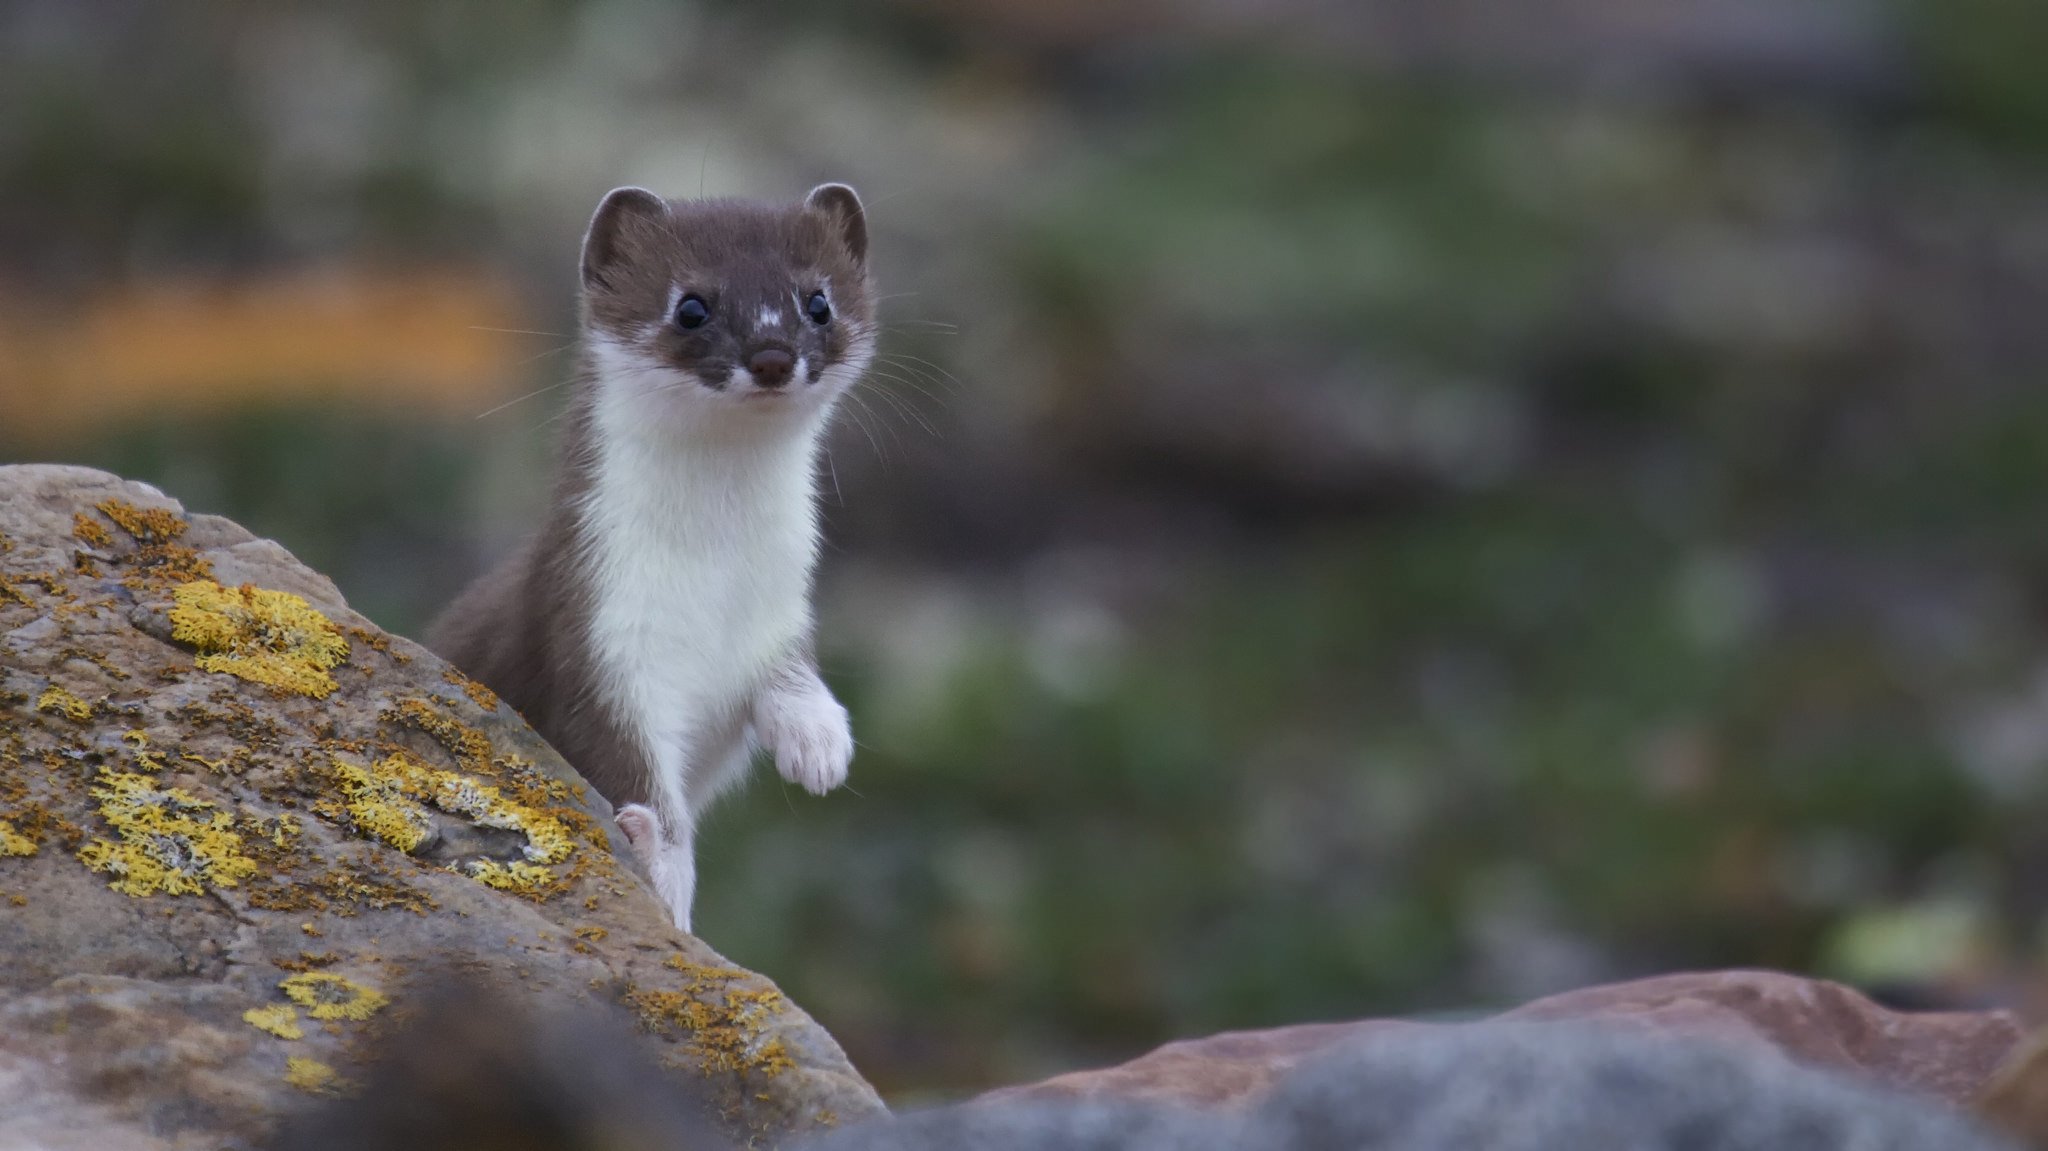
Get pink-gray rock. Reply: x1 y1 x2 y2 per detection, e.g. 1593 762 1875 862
987 970 2027 1112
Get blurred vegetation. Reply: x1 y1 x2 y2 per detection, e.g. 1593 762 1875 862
3 0 2046 1100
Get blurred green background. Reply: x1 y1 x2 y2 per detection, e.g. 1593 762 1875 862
3 0 2047 1101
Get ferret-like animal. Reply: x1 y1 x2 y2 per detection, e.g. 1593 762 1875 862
427 184 874 931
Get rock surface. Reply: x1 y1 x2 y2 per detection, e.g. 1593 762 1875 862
0 465 882 1149
986 969 2027 1113
826 1022 2020 1151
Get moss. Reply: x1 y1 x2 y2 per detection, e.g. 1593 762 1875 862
0 820 35 858
71 512 112 549
75 769 260 897
34 686 92 723
169 580 350 698
280 971 389 1021
284 1055 350 1095
243 1004 304 1040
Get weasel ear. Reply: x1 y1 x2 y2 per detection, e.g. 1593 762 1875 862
581 186 669 290
804 182 867 265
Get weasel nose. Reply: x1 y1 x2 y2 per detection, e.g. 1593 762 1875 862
747 349 794 388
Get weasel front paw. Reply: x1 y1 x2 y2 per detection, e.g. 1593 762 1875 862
755 678 853 797
614 803 660 858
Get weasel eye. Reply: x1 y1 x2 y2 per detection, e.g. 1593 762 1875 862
805 291 831 326
676 295 710 330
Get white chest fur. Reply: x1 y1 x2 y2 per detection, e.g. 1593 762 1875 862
578 384 824 800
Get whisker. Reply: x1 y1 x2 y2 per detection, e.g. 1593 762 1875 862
878 351 961 386
874 356 951 392
475 373 575 419
863 372 945 437
873 358 959 401
842 393 891 463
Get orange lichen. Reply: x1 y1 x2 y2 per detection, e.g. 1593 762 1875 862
243 1004 304 1039
95 500 184 543
347 626 410 664
244 867 433 916
66 649 131 682
390 697 494 775
34 686 92 722
71 512 112 549
627 962 796 1080
75 769 259 896
279 971 389 1021
443 667 501 711
94 499 215 585
169 580 349 697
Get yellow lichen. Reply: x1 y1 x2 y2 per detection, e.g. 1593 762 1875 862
72 512 113 549
0 820 36 858
279 972 389 1021
75 770 259 897
467 858 561 895
243 1004 304 1040
323 751 576 886
169 580 349 698
284 1056 349 1095
34 686 92 722
326 757 432 853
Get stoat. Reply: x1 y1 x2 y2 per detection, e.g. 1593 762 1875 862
428 183 874 931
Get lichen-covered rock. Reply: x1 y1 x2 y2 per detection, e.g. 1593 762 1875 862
0 465 882 1149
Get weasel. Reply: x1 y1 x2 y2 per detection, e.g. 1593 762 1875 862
427 183 874 931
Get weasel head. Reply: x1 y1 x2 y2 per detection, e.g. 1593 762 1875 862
577 183 875 432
